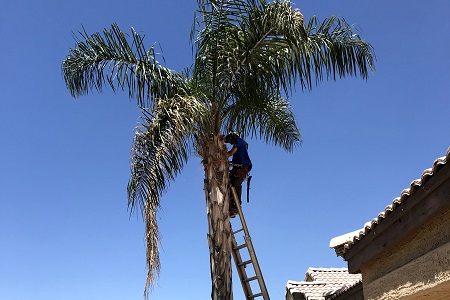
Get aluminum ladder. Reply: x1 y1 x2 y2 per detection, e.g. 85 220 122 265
230 187 270 300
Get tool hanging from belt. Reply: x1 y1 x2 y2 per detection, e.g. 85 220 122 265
246 175 252 203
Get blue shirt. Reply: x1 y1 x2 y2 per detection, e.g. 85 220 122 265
231 138 252 170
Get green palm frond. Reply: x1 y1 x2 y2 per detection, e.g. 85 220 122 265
223 89 301 152
208 0 375 100
62 23 187 108
193 0 305 104
127 95 208 295
302 16 375 86
193 0 257 103
226 1 304 92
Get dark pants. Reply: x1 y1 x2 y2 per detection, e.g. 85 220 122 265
229 165 250 207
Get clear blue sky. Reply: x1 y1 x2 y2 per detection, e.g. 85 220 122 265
1 1 449 299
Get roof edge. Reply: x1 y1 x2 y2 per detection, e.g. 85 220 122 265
330 147 450 258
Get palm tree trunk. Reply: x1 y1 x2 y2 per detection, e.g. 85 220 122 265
202 133 233 300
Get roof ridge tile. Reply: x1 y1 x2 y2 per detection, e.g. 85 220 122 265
330 147 450 257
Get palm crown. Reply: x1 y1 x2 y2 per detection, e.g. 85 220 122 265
63 0 374 298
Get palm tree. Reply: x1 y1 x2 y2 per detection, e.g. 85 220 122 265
62 0 374 299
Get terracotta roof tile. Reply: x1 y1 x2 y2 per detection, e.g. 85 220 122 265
324 281 362 299
330 147 450 257
286 268 362 300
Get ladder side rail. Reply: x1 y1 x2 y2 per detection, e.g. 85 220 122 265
231 187 270 300
243 236 270 299
231 187 251 237
231 230 254 298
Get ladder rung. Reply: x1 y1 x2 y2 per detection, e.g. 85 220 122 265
233 228 244 234
238 259 252 267
230 186 269 299
234 243 247 251
243 275 258 282
249 293 263 298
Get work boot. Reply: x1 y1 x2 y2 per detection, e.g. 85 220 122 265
229 207 238 218
229 198 238 217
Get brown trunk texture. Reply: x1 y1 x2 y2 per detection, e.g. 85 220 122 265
202 134 233 300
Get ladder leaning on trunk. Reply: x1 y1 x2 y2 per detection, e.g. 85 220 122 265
230 187 270 300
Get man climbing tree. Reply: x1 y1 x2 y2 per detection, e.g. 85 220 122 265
62 0 375 299
225 132 252 217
